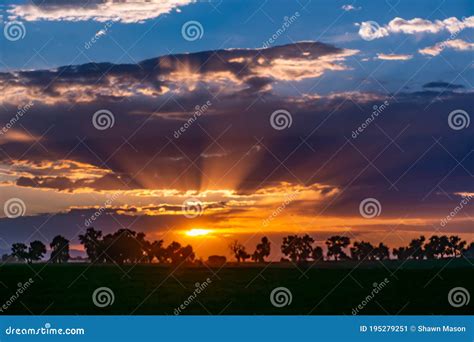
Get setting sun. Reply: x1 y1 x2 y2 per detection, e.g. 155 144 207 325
185 228 212 237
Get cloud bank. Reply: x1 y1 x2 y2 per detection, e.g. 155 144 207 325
358 16 474 40
7 0 196 23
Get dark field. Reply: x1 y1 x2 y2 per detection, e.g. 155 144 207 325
0 259 472 315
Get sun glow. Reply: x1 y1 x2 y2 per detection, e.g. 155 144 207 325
185 228 212 237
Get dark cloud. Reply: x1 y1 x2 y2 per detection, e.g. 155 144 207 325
0 43 473 235
0 42 357 105
423 82 465 90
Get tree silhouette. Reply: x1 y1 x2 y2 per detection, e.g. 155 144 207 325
11 243 28 262
424 235 450 259
79 227 102 263
373 242 389 260
166 241 182 263
140 237 154 263
448 235 466 257
50 235 70 263
151 240 166 263
229 240 250 262
393 247 409 260
252 237 271 262
176 244 195 264
326 236 350 261
165 241 195 264
350 241 374 261
28 240 46 263
311 246 324 262
408 236 425 260
281 234 314 263
100 229 144 264
463 242 474 258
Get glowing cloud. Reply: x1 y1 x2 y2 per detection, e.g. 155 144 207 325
7 0 196 24
376 53 413 61
358 16 474 40
419 39 474 56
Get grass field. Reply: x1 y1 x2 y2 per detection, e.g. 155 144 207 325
0 259 472 315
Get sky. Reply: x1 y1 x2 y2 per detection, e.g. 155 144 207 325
0 0 473 259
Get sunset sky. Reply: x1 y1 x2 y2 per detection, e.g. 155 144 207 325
0 0 473 259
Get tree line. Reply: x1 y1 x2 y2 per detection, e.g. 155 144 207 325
3 235 70 264
229 234 471 263
2 228 472 264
